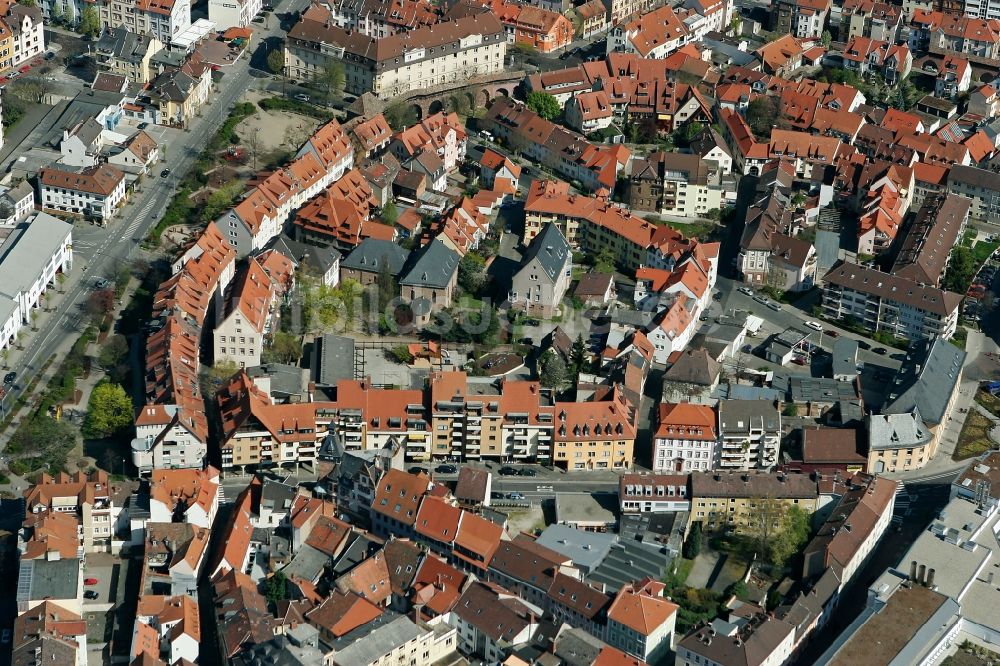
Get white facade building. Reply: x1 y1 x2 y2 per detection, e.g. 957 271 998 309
39 164 127 221
208 0 261 29
132 405 208 474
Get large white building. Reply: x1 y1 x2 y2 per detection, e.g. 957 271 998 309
3 4 46 73
717 400 781 470
653 403 718 473
38 164 127 221
208 0 261 29
132 404 209 473
99 0 192 46
0 213 73 354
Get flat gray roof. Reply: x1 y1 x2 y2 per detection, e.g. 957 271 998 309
327 613 423 664
536 524 615 573
312 334 355 386
554 493 616 527
0 213 72 301
18 558 81 604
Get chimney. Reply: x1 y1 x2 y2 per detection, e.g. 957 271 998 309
927 568 935 588
918 564 926 585
910 560 917 581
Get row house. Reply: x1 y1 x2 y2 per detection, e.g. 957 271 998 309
489 0 573 53
596 76 712 135
841 37 912 84
133 222 236 473
333 0 439 38
389 112 467 177
285 5 506 99
293 169 378 252
214 257 280 368
821 260 962 340
772 0 830 38
0 2 44 74
0 213 73 356
564 90 613 134
23 470 124 555
624 151 724 219
856 180 905 256
911 10 1000 59
890 194 969 288
607 5 690 59
482 98 630 192
38 164 127 221
841 0 903 40
99 0 192 46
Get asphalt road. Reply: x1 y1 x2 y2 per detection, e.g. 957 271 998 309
0 3 297 433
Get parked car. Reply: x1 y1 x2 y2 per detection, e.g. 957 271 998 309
407 466 426 475
873 347 887 355
160 168 171 178
3 372 15 385
752 295 770 305
792 356 807 365
738 286 753 296
435 464 458 474
767 301 782 311
507 492 525 500
804 320 822 331
741 344 752 353
518 468 537 477
499 466 519 476
824 329 839 338
95 277 111 289
84 578 99 585
1 629 9 644
294 93 310 102
857 341 871 350
84 590 99 600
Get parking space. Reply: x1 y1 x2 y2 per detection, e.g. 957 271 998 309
81 554 123 610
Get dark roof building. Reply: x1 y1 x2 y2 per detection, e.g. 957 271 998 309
890 194 970 287
399 238 460 289
881 338 965 426
340 238 411 276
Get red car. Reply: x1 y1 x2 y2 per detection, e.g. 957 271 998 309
84 578 99 585
824 329 839 338
18 65 29 73
792 357 807 366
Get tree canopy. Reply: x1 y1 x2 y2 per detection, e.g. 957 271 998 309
264 331 302 364
267 50 285 76
745 97 778 139
539 349 567 390
457 252 487 296
526 91 561 121
78 6 100 37
384 101 418 131
83 382 134 439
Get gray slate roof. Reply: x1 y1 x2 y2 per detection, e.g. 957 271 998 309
399 238 459 289
536 524 615 574
269 234 342 276
326 614 424 664
519 222 571 285
341 238 410 275
311 334 355 386
718 399 780 434
96 26 156 62
881 338 965 426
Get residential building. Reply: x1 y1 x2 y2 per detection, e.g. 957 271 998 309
841 37 912 84
618 474 690 513
949 164 1000 223
653 403 718 473
450 582 541 662
1 2 44 73
285 5 506 99
552 386 637 470
15 559 83 617
717 400 781 470
147 63 213 127
890 194 969 288
98 0 192 45
574 0 608 38
213 569 276 658
738 185 816 292
489 0 573 53
94 27 163 84
0 181 35 226
606 579 677 663
934 54 972 98
107 130 161 176
772 0 831 38
0 213 73 355
821 261 962 340
564 90 614 134
23 470 123 555
841 0 903 40
12 602 87 666
509 222 572 319
688 470 821 534
351 113 392 158
389 112 467 176
607 5 690 59
133 596 201 664
147 466 220 529
339 238 410 286
332 0 440 38
756 34 807 76
214 258 278 368
625 151 724 218
324 613 457 666
143 522 211 595
38 164 127 221
398 238 460 326
677 606 796 666
209 0 262 29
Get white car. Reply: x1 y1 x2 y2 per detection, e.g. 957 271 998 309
738 286 753 296
804 321 823 331
294 93 310 103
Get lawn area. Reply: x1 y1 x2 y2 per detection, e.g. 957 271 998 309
954 410 997 461
974 241 1000 265
961 230 977 247
977 390 1000 419
659 219 718 240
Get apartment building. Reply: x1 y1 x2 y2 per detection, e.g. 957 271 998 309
552 386 636 470
688 470 820 534
1 2 44 73
23 470 124 554
607 5 690 59
890 194 969 288
99 0 192 46
399 239 460 326
293 169 379 251
652 403 717 473
677 606 796 666
739 185 818 293
841 37 912 84
606 580 677 663
772 0 830 38
12 602 87 666
389 112 467 175
147 467 220 529
208 0 262 29
509 223 572 319
489 0 572 53
0 213 73 355
821 261 961 340
618 474 690 513
94 27 162 84
934 54 972 98
564 91 613 134
333 0 439 38
285 5 506 99
38 164 127 221
948 164 1000 222
625 151 723 218
214 258 278 368
717 400 781 470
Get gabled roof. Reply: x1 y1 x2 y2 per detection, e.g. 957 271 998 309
607 579 677 636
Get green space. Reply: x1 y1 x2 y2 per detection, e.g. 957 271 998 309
976 390 1000 420
258 96 336 121
973 241 1000 265
954 411 996 461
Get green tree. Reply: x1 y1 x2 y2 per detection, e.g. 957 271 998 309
376 257 396 311
538 349 567 389
384 101 418 131
78 5 100 37
769 505 811 569
526 91 561 120
745 97 778 139
387 345 414 364
265 331 302 364
264 571 288 605
314 60 346 103
200 360 240 396
381 201 398 226
83 382 134 439
508 42 537 59
944 246 976 293
683 522 702 559
20 0 36 6
448 93 471 116
570 333 587 376
98 335 129 371
51 2 63 22
457 252 487 296
267 49 285 75
782 403 799 417
821 30 832 47
725 580 749 599
593 247 616 274
202 180 244 223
